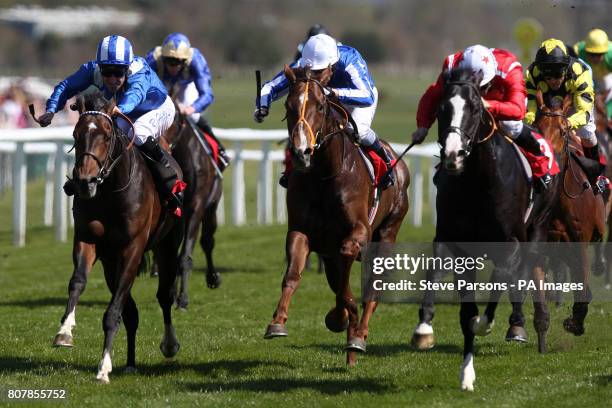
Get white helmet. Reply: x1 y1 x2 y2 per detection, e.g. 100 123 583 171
299 34 339 70
458 45 497 86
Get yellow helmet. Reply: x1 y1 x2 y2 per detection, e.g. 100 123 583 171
584 28 609 54
161 33 191 60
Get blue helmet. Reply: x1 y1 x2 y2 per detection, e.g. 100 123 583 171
161 33 191 59
96 35 134 66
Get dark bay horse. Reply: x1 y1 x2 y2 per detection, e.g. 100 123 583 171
413 69 556 390
263 65 410 366
160 108 223 309
535 92 606 337
49 93 183 383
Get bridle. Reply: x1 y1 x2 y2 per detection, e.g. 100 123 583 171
440 80 498 158
73 110 136 192
538 109 588 198
287 76 356 153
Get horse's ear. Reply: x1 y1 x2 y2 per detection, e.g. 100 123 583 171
318 66 333 86
535 89 545 111
562 94 572 113
304 65 312 80
473 70 484 89
105 97 117 115
284 64 296 83
71 96 84 113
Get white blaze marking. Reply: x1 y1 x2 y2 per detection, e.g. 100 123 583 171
296 93 308 152
96 350 112 383
460 352 476 391
444 95 466 157
88 123 97 131
57 309 76 336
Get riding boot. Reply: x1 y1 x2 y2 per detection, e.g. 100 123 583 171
515 125 552 190
63 178 76 196
369 139 395 189
139 137 184 213
197 115 230 171
583 144 607 193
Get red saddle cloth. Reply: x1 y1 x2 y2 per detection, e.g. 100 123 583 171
202 132 220 165
366 150 396 185
518 132 560 178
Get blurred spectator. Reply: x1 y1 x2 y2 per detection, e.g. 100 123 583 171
0 84 28 128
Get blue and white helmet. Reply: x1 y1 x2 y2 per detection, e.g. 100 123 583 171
161 33 191 60
96 35 134 66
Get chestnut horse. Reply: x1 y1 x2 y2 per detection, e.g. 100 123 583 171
535 92 606 337
263 65 410 366
160 108 223 309
48 92 183 383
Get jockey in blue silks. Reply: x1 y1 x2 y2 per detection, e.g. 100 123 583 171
146 32 230 170
41 35 183 210
254 33 395 189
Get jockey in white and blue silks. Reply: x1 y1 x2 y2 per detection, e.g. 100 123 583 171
145 32 229 169
40 35 183 210
254 33 395 189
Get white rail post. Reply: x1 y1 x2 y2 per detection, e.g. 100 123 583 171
428 159 437 225
54 141 67 242
231 141 246 225
276 162 286 224
44 150 55 226
257 141 273 224
411 157 423 226
12 142 26 247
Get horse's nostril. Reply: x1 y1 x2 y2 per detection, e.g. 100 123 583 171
304 147 313 155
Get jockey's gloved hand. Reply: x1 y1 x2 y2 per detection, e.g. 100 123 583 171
411 127 429 145
253 106 269 123
323 87 336 98
38 112 54 127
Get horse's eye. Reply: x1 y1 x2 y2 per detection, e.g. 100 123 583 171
317 104 324 113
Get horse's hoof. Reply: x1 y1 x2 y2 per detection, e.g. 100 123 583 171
345 337 366 353
411 333 434 350
207 273 222 289
325 308 349 333
53 333 74 348
96 373 110 384
470 315 494 336
505 325 528 343
264 323 288 339
160 341 181 358
563 318 585 336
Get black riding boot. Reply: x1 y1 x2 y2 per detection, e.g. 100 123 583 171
139 137 183 212
197 116 230 171
515 125 552 190
369 139 395 189
583 144 607 193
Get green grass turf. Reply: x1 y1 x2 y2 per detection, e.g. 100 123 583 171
0 73 611 407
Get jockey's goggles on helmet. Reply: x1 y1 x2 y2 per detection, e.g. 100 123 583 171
163 57 186 66
100 65 128 78
539 64 566 79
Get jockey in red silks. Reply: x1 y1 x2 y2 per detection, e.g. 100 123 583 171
412 44 552 189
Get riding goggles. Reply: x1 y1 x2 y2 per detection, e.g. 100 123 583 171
100 65 128 78
163 57 187 67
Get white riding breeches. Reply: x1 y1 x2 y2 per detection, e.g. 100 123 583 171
175 82 203 122
500 120 524 139
116 96 176 147
349 87 379 146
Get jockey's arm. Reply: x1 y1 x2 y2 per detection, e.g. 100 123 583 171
116 61 149 115
332 62 374 107
258 67 293 109
416 72 445 130
484 64 526 121
190 52 215 113
568 69 595 129
46 63 95 113
524 69 538 126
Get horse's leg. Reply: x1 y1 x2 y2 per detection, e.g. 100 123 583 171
54 240 96 347
532 265 550 353
322 255 349 333
412 241 448 350
175 191 204 309
460 300 478 391
201 191 221 289
96 241 143 384
264 231 309 338
563 243 592 336
157 226 182 358
122 293 139 371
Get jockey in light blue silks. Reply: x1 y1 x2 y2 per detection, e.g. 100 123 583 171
254 33 395 189
146 32 230 170
40 35 183 210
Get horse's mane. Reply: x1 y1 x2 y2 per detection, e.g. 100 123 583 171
447 67 483 87
80 91 112 112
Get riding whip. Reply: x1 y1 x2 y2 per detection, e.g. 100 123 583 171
255 70 262 110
